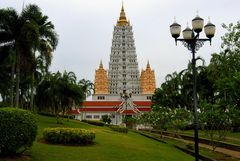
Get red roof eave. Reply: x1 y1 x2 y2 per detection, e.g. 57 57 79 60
82 101 152 107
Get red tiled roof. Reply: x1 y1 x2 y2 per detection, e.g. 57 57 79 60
82 101 152 106
78 107 151 112
133 101 152 106
82 101 121 106
67 109 80 115
67 107 151 115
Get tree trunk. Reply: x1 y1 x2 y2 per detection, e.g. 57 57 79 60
15 51 20 108
30 51 36 111
30 72 35 111
10 58 15 107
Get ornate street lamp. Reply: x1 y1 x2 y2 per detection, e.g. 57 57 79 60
170 15 215 161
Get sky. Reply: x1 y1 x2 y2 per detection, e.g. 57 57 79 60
1 0 240 86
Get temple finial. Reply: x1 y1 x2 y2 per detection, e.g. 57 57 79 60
99 60 103 69
117 1 128 26
147 60 150 69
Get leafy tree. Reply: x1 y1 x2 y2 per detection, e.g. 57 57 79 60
199 101 231 151
101 114 112 124
78 79 94 100
168 108 192 135
35 71 84 123
137 106 171 137
0 4 58 109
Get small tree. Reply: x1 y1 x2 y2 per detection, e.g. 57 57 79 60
199 101 231 151
169 108 192 136
137 106 171 137
229 106 240 132
101 114 111 124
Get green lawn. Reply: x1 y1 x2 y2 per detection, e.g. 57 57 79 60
12 115 194 161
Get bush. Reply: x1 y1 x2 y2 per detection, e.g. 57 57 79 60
0 108 37 156
82 120 105 126
110 125 128 133
43 128 95 145
101 114 112 124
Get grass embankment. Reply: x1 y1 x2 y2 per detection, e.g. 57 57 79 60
139 130 240 161
9 115 194 161
177 130 240 146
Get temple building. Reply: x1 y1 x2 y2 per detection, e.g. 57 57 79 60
70 5 156 124
140 61 156 95
94 60 109 95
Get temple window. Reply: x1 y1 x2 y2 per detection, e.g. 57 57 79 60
86 115 92 119
94 115 100 119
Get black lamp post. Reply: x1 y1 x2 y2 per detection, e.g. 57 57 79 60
170 15 215 161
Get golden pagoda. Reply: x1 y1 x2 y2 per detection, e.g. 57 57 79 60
94 61 109 94
140 61 156 94
117 4 130 26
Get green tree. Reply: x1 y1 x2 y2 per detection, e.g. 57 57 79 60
35 71 84 123
169 108 192 135
78 79 94 100
101 114 112 124
0 4 58 109
199 101 231 151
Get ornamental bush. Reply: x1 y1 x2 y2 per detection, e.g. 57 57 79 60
82 120 105 126
43 128 95 145
0 108 37 156
110 125 128 133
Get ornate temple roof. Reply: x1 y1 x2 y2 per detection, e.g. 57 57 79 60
140 61 156 94
117 4 129 26
94 61 109 94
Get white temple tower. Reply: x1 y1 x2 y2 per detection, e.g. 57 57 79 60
108 5 141 95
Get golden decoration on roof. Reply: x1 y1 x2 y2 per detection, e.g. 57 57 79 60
117 4 129 26
94 60 109 94
140 61 156 94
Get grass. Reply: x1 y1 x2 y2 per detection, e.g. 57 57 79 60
139 131 240 161
4 115 195 161
177 130 240 146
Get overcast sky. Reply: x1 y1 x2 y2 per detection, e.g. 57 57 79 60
1 0 240 86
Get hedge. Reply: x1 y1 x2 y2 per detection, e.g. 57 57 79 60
0 108 37 156
82 120 105 126
43 128 95 145
110 125 128 133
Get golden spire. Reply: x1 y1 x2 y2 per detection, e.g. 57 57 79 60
140 61 156 94
95 60 109 94
147 60 151 69
117 3 129 26
99 60 103 69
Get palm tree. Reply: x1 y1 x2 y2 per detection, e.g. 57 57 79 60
35 71 84 123
0 4 58 108
0 5 40 107
21 5 58 110
78 79 94 100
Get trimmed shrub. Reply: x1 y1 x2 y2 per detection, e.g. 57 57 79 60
43 128 95 145
0 108 37 156
82 120 105 126
110 125 128 133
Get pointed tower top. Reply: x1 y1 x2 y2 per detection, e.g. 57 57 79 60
99 60 103 69
146 60 151 69
117 3 129 26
